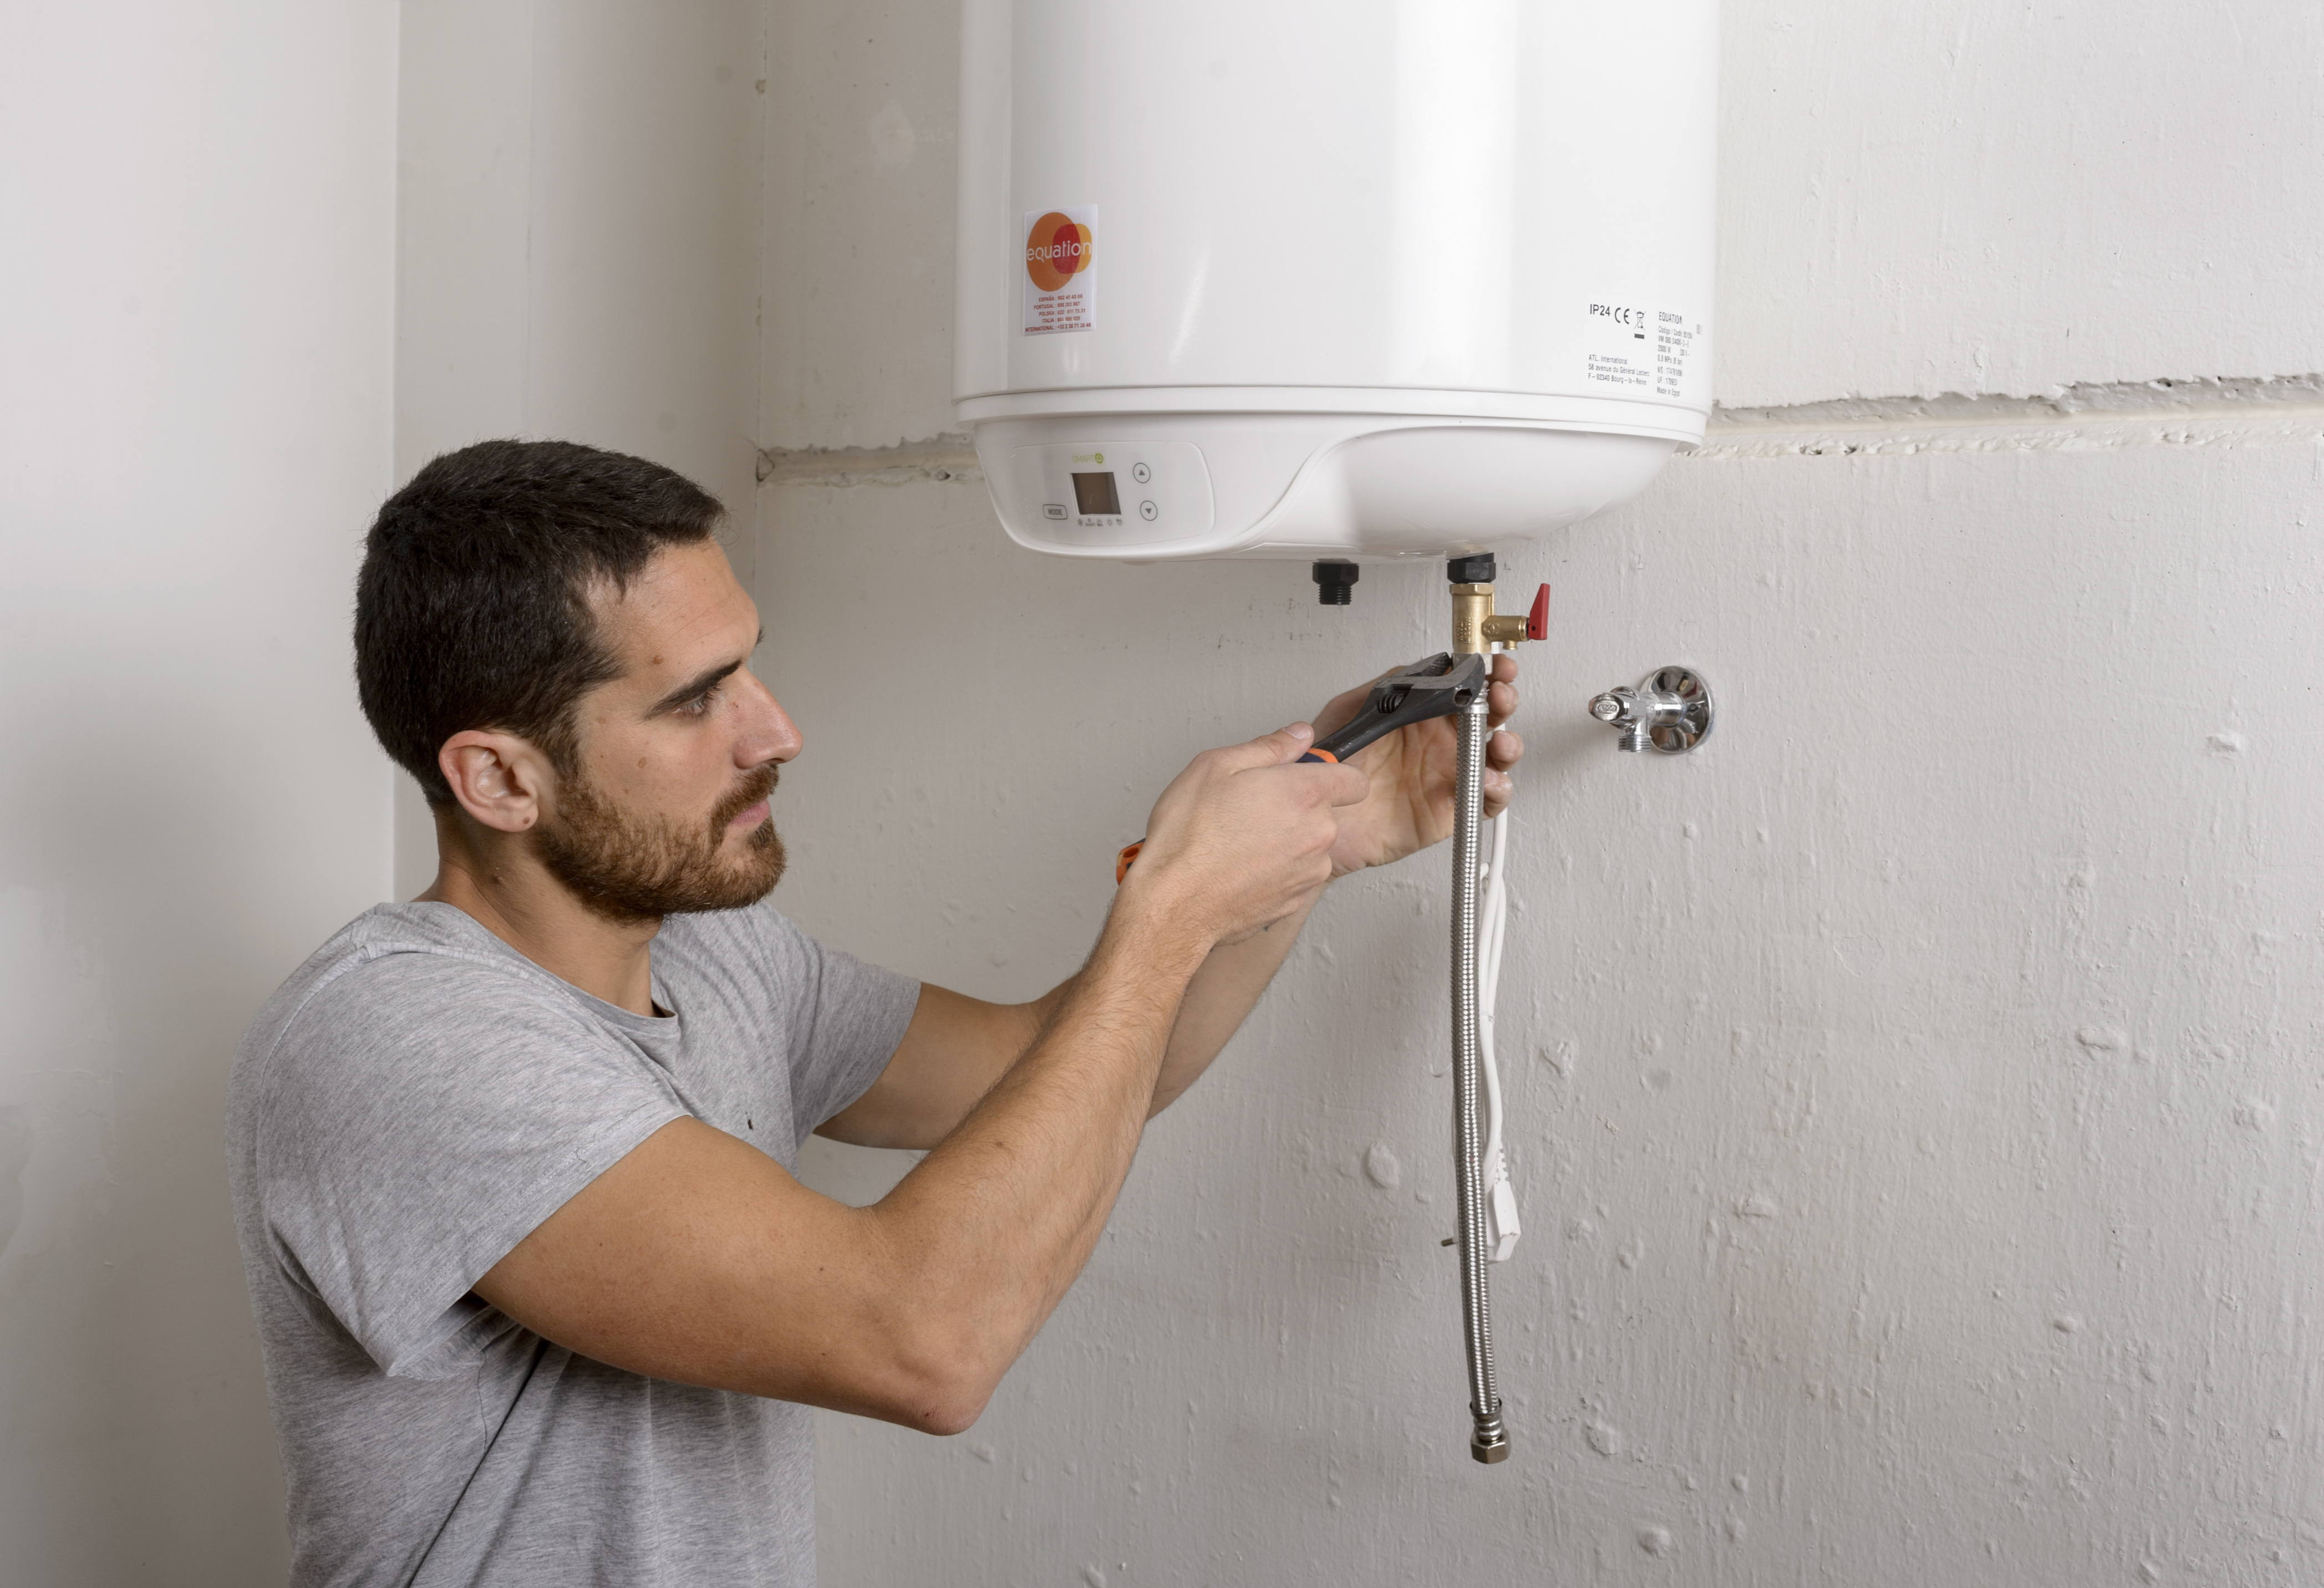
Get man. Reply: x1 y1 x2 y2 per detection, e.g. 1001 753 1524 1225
227 439 1523 1584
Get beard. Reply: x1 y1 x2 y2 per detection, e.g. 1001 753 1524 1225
532 761 788 924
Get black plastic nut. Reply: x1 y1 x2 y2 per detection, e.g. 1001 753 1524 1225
1446 553 1497 584
1311 561 1359 605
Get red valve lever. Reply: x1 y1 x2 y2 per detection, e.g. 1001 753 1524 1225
1525 582 1552 641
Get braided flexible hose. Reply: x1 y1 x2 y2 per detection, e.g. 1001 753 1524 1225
1451 700 1509 1463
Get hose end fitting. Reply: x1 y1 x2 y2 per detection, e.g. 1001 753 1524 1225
1312 561 1359 605
1469 1402 1512 1464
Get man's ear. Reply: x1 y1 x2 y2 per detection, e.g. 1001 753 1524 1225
438 731 552 833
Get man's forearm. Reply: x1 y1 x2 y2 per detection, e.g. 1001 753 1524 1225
820 887 1319 1151
866 902 1211 1422
991 883 1314 1122
1149 889 1321 1114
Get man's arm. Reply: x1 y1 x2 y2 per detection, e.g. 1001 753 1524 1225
822 654 1527 1144
812 983 1050 1151
823 887 1325 1152
816 890 1323 1151
472 726 1367 1434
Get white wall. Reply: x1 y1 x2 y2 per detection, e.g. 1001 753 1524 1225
0 7 777 1574
759 1 2324 1584
0 4 399 1581
760 0 960 452
1716 0 2324 405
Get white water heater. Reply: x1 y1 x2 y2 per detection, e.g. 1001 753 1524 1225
954 0 1717 563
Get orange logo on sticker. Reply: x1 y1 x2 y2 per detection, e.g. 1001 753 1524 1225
1025 212 1094 292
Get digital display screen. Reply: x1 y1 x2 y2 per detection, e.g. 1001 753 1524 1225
1071 471 1121 516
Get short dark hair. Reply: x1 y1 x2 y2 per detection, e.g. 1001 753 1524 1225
355 439 725 805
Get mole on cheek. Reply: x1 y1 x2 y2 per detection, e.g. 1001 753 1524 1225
638 757 648 769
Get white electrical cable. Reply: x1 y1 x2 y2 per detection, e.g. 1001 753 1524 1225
1478 805 1520 1261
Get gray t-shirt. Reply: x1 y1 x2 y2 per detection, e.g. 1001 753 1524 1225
226 900 919 1587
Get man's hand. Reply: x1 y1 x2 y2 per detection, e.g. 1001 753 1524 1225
1311 652 1524 877
1118 723 1371 947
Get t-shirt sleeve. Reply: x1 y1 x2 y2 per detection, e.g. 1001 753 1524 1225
739 906 922 1139
251 951 689 1380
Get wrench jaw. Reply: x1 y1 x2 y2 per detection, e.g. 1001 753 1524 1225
1306 653 1488 765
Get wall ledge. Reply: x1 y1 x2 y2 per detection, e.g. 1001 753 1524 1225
756 433 983 486
756 374 2324 482
1697 373 2324 458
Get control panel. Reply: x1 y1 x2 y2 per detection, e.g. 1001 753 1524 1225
1003 440 1215 548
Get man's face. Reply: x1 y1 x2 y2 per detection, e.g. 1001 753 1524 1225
531 539 801 923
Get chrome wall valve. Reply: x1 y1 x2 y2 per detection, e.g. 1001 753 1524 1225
1587 666 1713 753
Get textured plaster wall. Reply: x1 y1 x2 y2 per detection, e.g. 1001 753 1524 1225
1715 0 2324 405
0 3 399 1581
758 0 2324 1584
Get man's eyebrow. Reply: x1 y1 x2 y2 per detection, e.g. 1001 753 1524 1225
644 628 765 717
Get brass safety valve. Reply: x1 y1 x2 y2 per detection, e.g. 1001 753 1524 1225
1445 554 1550 655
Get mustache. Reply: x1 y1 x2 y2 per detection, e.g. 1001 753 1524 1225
710 764 780 832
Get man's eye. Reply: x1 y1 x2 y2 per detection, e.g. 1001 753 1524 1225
677 685 720 717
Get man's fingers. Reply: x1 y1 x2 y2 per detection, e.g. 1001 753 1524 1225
1486 653 1519 728
1486 679 1519 727
1236 754 1367 809
1207 721 1318 773
1488 727 1525 768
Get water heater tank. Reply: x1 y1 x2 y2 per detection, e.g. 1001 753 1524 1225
953 0 1717 563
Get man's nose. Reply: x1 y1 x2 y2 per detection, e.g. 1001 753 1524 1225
733 670 802 766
